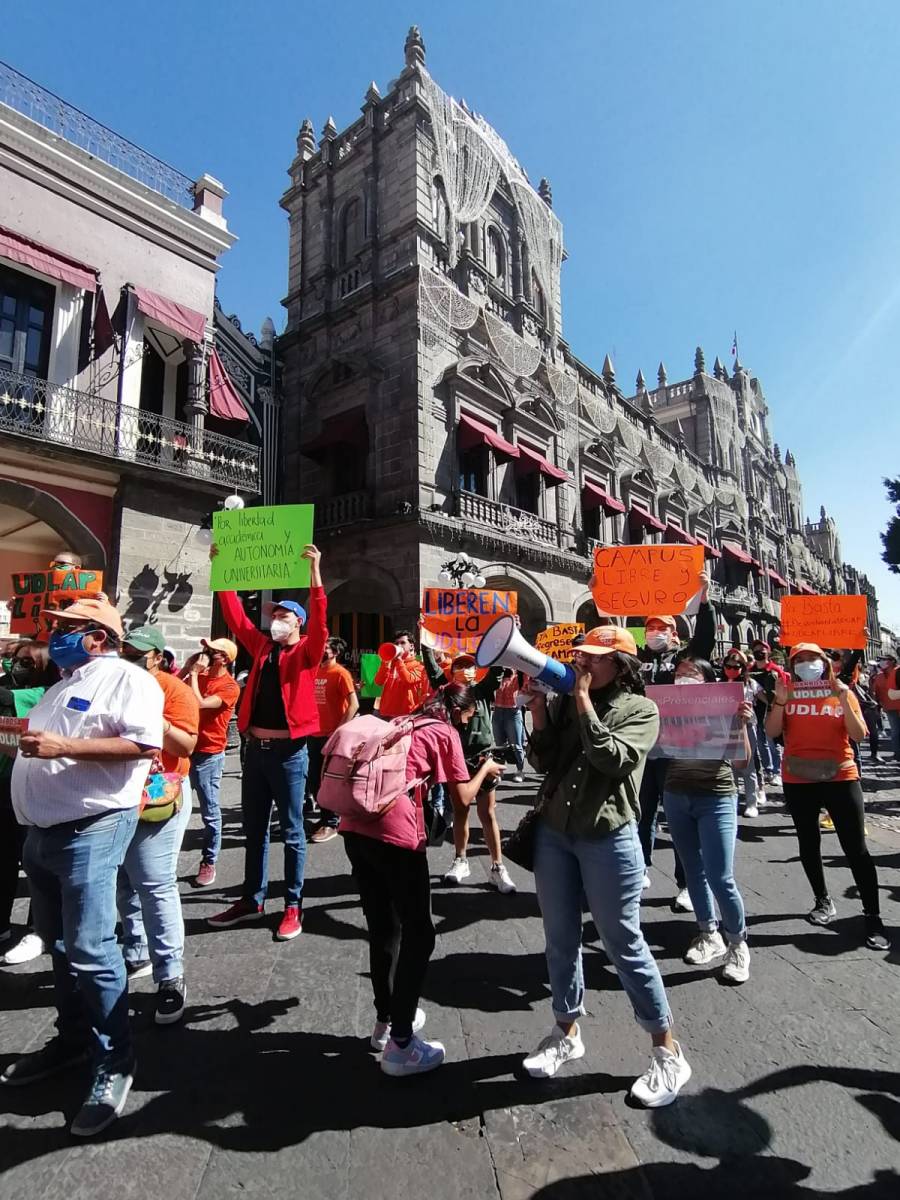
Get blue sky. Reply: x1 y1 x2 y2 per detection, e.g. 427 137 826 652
5 1 900 624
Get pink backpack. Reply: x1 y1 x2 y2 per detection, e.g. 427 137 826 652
317 714 434 820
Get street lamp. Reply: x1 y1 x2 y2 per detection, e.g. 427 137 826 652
438 553 487 588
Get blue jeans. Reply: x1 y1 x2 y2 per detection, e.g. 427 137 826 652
740 723 761 808
305 735 339 828
117 782 192 983
756 714 782 774
190 750 225 865
23 807 138 1066
663 790 746 942
887 710 900 759
242 738 308 907
637 757 685 888
533 820 672 1033
492 707 526 772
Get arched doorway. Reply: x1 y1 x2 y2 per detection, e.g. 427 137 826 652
326 576 399 662
479 568 550 642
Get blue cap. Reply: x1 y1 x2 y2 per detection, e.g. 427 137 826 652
271 599 306 623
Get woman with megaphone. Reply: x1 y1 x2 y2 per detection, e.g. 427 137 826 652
520 625 692 1108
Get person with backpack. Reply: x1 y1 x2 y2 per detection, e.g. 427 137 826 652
322 683 504 1076
305 636 359 844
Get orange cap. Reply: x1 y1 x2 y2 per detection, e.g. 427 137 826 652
42 596 124 639
646 615 677 630
788 642 826 661
577 626 639 657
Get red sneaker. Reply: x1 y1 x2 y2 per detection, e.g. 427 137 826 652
276 906 303 941
196 863 217 887
208 899 264 928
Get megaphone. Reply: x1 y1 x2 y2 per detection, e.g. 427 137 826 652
378 642 399 663
475 616 575 695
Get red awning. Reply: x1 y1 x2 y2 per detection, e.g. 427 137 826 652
795 581 817 595
695 537 722 559
723 541 754 565
0 224 97 292
515 444 568 485
582 480 626 513
208 348 249 422
767 568 789 588
131 285 206 343
664 521 697 545
458 413 519 460
629 503 666 533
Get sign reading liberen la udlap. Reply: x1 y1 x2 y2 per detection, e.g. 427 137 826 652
210 504 315 592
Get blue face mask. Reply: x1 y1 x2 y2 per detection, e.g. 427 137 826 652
49 628 93 671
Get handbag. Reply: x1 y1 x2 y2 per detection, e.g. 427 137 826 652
140 771 184 823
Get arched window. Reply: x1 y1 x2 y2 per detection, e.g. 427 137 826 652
337 198 364 267
531 271 546 320
431 177 449 242
487 227 506 288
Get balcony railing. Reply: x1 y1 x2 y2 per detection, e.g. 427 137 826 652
0 61 195 209
456 490 560 547
318 491 373 529
0 366 259 491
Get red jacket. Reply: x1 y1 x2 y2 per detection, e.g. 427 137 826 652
219 588 328 738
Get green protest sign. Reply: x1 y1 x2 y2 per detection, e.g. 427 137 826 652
359 653 384 699
210 504 315 592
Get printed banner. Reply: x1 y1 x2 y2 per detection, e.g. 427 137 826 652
780 594 868 651
421 589 517 657
9 568 105 637
210 504 315 592
647 682 745 759
359 653 385 699
0 716 28 758
783 680 835 715
592 544 704 617
535 623 584 664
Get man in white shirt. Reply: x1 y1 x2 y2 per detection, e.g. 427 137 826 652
1 598 162 1139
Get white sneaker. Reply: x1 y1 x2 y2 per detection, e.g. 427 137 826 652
3 933 44 965
684 930 726 965
490 863 516 894
630 1041 692 1107
672 888 694 913
443 857 471 885
768 773 782 788
756 792 768 809
642 872 651 890
720 941 751 984
511 774 525 784
523 1024 585 1079
371 1006 426 1051
381 1034 445 1077
743 803 759 818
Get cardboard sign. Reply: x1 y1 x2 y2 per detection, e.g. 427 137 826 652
647 682 745 760
783 680 836 716
422 589 517 657
780 594 868 651
592 544 704 617
0 716 28 757
359 653 385 699
210 504 315 592
535 623 585 664
9 568 104 637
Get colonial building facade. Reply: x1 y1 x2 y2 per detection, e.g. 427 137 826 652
278 28 881 659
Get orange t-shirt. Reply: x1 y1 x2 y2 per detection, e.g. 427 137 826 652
314 663 356 736
781 683 862 785
154 672 200 778
195 672 241 753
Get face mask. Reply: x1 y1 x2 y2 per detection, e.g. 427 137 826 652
794 660 825 682
723 666 742 679
270 618 294 644
646 633 671 653
753 652 766 662
674 676 703 686
49 629 92 671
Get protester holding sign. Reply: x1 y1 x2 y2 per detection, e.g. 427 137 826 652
766 644 888 951
721 650 766 817
492 668 526 782
522 625 692 1106
208 544 327 944
0 641 59 966
662 657 754 984
374 632 428 718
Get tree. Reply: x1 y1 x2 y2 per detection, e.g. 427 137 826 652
881 477 900 574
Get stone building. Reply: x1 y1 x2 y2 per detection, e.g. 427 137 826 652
0 60 259 653
278 28 880 659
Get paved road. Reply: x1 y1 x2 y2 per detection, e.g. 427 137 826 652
1 759 899 1200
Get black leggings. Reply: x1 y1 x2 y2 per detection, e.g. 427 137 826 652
783 780 879 915
342 832 436 1040
0 772 29 934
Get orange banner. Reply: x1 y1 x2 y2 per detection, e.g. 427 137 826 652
422 589 517 656
780 594 868 651
591 544 704 616
9 568 104 637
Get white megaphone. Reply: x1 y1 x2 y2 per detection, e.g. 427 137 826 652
475 615 576 696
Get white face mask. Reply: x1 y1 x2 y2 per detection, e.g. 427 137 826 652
674 676 703 686
794 660 825 682
270 618 295 644
646 632 671 653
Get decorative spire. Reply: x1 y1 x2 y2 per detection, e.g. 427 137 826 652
321 115 337 141
820 504 827 520
773 441 781 461
785 448 796 467
296 118 316 159
713 355 724 380
404 25 426 68
602 353 615 385
657 361 667 386
365 80 382 104
538 177 553 208
694 346 705 376
636 368 646 392
675 418 686 442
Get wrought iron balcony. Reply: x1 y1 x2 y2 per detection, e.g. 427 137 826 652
0 366 259 492
318 491 374 529
456 489 560 547
0 61 195 209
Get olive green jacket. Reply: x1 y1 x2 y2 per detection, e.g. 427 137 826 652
527 687 660 839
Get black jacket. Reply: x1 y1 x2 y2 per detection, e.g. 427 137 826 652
636 601 715 685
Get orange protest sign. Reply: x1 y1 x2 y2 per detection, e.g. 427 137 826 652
9 568 105 637
535 623 584 664
780 594 868 651
591 544 704 617
422 589 517 657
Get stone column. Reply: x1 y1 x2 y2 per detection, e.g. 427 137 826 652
184 341 208 455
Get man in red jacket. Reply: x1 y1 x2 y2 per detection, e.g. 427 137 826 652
208 544 327 941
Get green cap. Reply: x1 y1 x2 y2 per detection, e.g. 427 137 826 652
124 624 166 653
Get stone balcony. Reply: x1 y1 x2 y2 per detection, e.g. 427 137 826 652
455 489 561 548
317 490 374 529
